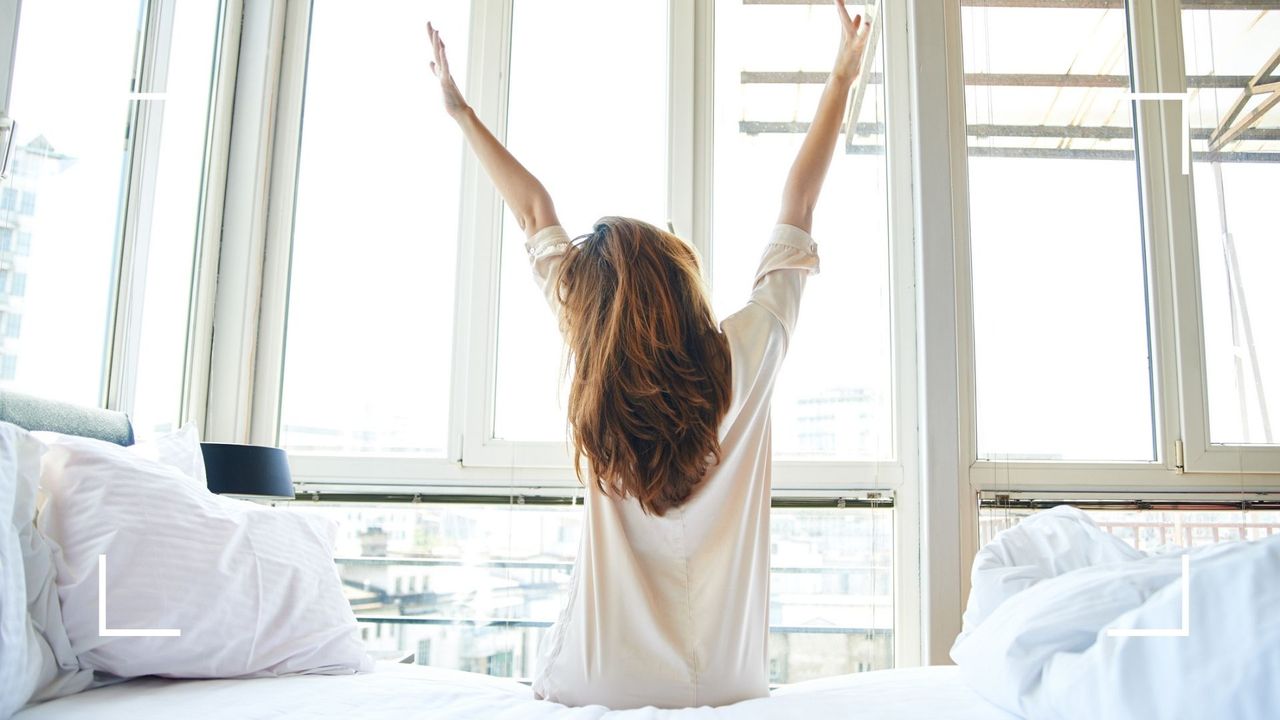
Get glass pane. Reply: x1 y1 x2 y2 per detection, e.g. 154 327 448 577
290 501 893 682
280 1 469 455
0 0 145 404
1182 4 1280 445
130 0 223 438
962 5 1155 461
712 1 894 460
492 0 668 442
769 506 894 681
979 504 1280 553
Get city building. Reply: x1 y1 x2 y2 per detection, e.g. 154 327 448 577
0 135 73 385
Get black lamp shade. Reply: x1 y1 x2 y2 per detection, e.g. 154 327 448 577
199 442 295 499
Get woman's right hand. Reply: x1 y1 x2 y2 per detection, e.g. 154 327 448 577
427 22 469 117
831 0 871 84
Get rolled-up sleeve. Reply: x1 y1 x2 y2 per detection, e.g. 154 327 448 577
526 225 573 315
749 224 820 342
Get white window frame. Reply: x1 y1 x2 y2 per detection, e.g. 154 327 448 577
1151 1 1280 475
0 0 235 428
937 0 1280 495
246 0 919 491
912 0 1280 663
234 0 922 667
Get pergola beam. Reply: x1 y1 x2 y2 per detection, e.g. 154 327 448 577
836 143 1280 163
744 0 1279 9
740 120 1280 142
740 71 1264 89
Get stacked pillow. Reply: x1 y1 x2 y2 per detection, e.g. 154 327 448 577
0 421 371 716
0 422 92 718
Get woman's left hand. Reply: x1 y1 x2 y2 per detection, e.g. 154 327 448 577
428 22 469 117
832 0 872 83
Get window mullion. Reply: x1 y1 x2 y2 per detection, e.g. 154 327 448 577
183 0 244 430
668 0 711 273
106 0 173 417
205 0 287 442
249 0 312 446
907 0 971 666
1126 0 1185 476
456 0 514 466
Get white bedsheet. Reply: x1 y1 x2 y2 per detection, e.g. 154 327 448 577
952 506 1280 720
14 662 1014 719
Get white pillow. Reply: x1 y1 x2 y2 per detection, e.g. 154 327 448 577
0 422 91 718
35 433 372 680
34 422 208 487
126 422 208 487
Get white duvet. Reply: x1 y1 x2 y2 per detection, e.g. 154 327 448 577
952 506 1280 720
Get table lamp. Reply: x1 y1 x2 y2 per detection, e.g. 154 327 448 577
199 442 296 500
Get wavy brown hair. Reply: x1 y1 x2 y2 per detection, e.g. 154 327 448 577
557 217 732 516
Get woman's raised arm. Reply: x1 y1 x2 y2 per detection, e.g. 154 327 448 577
776 0 872 233
428 22 559 236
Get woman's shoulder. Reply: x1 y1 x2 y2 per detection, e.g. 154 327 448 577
719 303 789 379
720 301 789 346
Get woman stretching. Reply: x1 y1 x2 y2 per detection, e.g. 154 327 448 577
428 1 871 709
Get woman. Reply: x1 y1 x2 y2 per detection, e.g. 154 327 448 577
428 2 871 709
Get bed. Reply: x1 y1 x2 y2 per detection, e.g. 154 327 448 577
0 391 1015 718
8 391 1277 719
13 662 1013 719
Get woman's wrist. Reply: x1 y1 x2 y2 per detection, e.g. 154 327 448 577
826 74 856 104
449 103 475 124
830 61 860 87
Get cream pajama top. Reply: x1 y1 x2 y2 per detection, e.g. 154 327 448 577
525 223 820 710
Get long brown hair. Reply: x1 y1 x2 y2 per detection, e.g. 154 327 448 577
557 217 732 516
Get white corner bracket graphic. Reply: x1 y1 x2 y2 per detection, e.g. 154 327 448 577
1106 553 1191 638
1125 92 1192 175
98 554 181 637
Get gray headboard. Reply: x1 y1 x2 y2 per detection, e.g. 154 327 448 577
0 390 135 446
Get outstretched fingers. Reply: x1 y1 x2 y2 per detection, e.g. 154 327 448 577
835 0 859 34
427 22 450 78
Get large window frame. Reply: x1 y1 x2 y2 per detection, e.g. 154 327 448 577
944 0 1280 491
236 0 921 497
910 0 1280 663
212 0 922 668
0 0 236 432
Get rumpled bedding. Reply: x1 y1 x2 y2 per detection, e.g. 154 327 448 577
951 505 1280 720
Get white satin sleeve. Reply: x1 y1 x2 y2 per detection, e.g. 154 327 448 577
747 223 820 344
525 225 574 316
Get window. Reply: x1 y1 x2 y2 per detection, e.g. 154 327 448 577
0 354 15 381
1181 5 1279 447
271 3 910 474
0 0 146 404
490 0 669 444
1 312 21 339
127 0 224 438
288 499 892 682
0 0 222 425
961 3 1155 461
712 0 894 460
256 0 912 672
277 0 470 456
0 270 8 294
